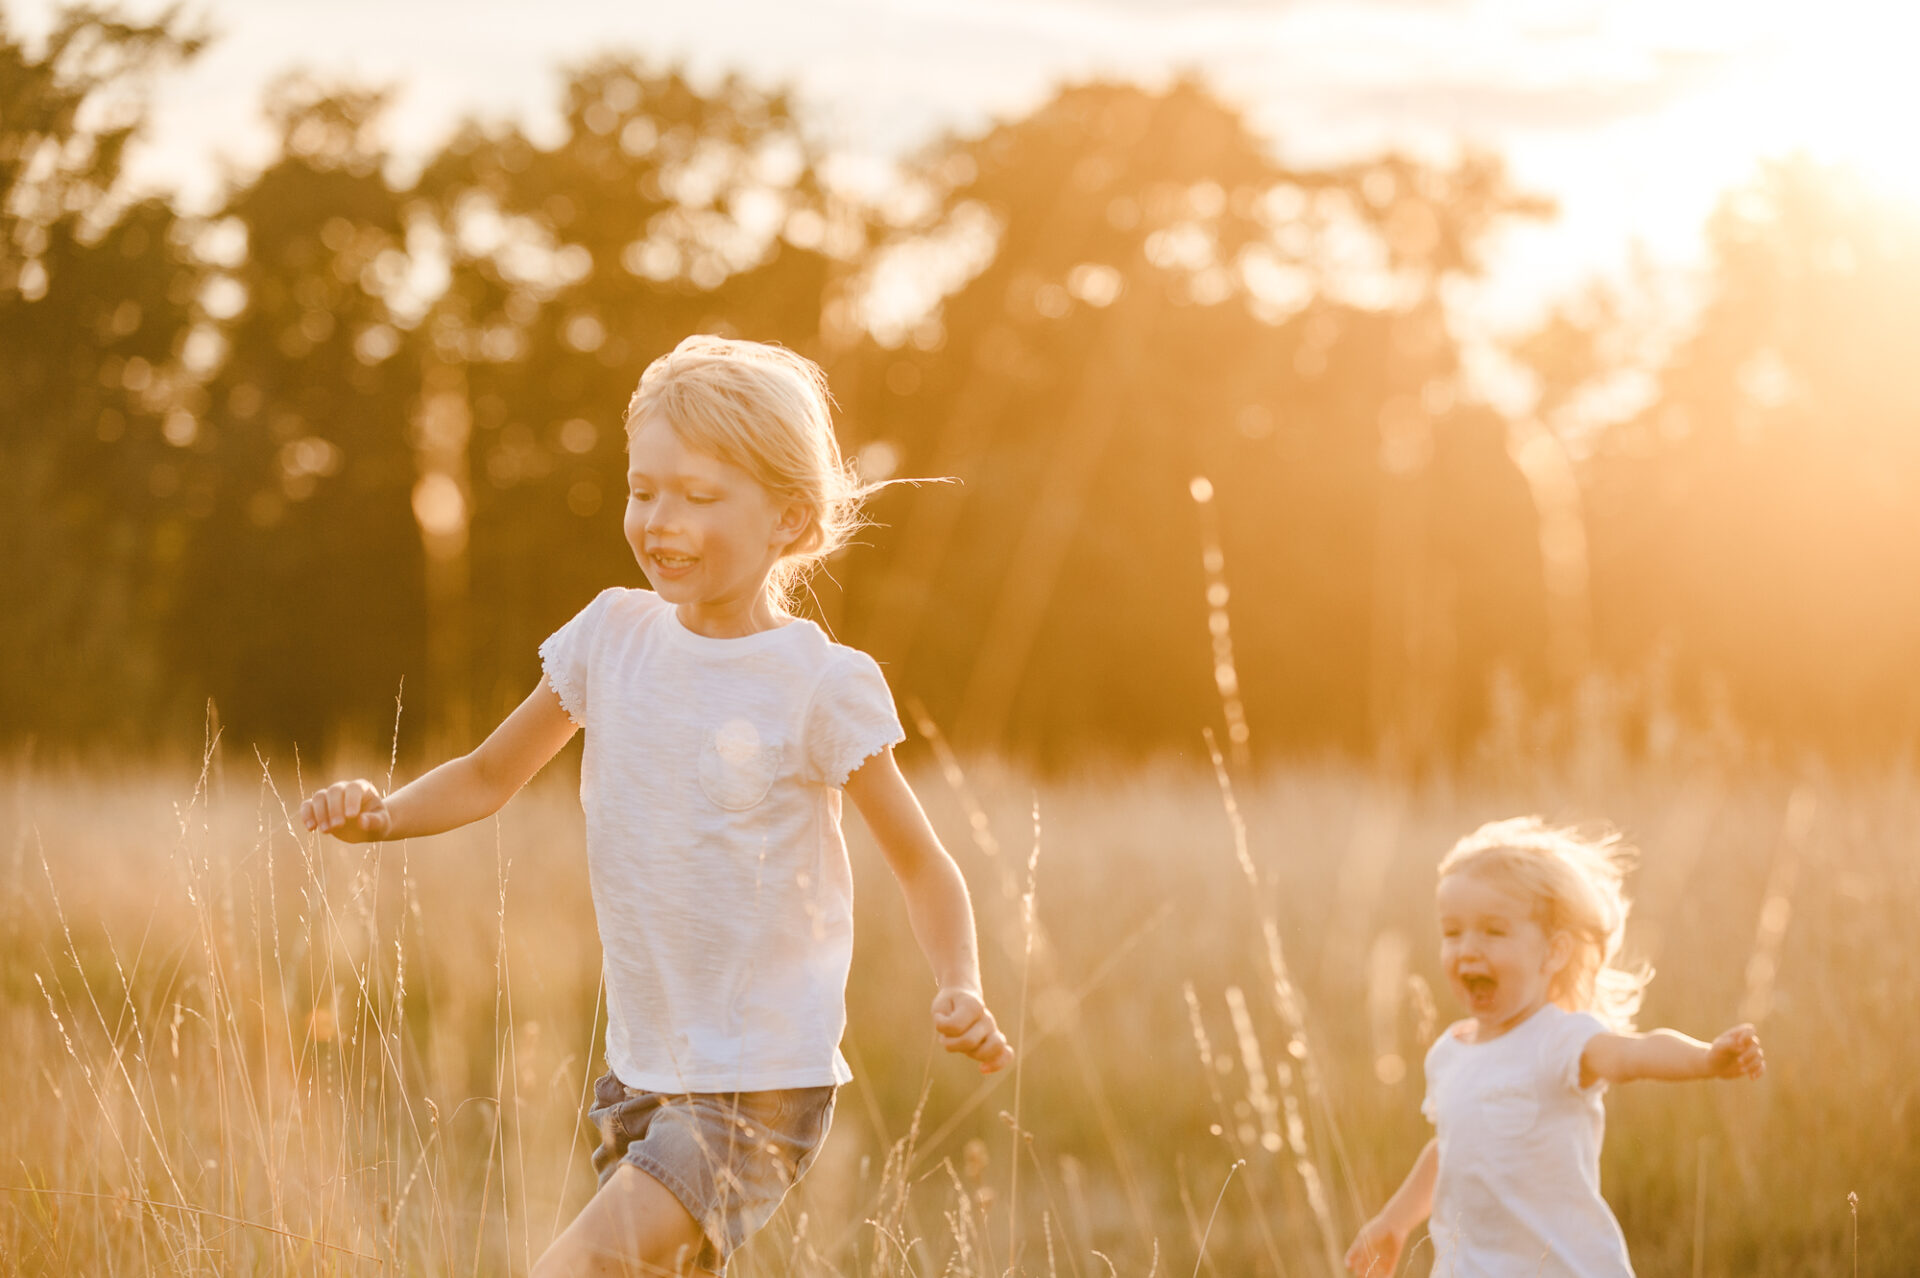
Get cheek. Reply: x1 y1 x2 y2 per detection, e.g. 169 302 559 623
1506 940 1551 974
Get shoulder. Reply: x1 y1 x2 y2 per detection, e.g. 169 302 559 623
1537 1003 1610 1043
598 586 668 617
1424 1019 1475 1067
572 586 669 635
794 630 894 690
826 639 892 682
1534 1004 1612 1089
544 588 669 658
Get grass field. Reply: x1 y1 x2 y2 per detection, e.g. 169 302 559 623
2 736 1913 1275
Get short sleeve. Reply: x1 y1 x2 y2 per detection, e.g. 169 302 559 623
539 588 621 727
1544 1009 1611 1094
1421 1025 1462 1125
803 648 907 787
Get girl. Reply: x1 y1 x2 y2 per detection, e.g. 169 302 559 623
301 336 1012 1277
1345 817 1765 1278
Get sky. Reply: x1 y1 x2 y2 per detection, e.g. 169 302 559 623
11 0 1917 344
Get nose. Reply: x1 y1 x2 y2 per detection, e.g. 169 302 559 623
645 496 680 537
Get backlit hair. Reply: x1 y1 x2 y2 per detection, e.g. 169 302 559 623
1438 816 1651 1030
626 335 872 607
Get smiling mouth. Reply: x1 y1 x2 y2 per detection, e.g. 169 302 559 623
649 551 697 569
1461 974 1497 1005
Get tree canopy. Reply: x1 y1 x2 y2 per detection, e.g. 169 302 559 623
6 7 1917 766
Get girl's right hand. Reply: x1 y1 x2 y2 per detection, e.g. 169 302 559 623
1344 1215 1405 1276
302 779 392 842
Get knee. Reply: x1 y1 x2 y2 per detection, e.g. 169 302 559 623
529 1239 578 1278
531 1232 707 1278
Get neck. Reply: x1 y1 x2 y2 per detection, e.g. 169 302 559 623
1475 994 1550 1043
674 592 788 639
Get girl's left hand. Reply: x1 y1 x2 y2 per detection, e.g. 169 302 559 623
1705 1023 1766 1080
932 987 1014 1074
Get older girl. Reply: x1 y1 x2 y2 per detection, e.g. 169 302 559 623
303 336 1011 1276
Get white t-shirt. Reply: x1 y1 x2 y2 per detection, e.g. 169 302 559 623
539 587 905 1093
1422 1003 1634 1277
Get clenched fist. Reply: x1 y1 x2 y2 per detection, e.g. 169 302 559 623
932 987 1014 1074
301 779 392 842
1704 1023 1765 1081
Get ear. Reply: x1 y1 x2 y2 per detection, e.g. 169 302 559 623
770 501 812 551
1545 929 1575 978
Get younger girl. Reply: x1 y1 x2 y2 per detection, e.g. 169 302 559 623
302 336 1012 1276
1345 817 1765 1278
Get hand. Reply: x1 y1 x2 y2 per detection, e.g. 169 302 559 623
1344 1214 1405 1276
1704 1023 1765 1080
301 779 392 843
931 987 1014 1074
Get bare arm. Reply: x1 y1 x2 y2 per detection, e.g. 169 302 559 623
1346 1139 1437 1275
843 746 1012 1073
302 679 579 842
1581 1023 1766 1088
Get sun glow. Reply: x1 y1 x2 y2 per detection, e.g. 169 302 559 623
1719 7 1919 205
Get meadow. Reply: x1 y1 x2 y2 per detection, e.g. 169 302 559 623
2 730 1912 1275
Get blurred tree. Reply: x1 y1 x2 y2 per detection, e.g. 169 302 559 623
1578 158 1920 752
829 82 1551 765
39 28 1912 770
0 6 204 745
168 78 427 754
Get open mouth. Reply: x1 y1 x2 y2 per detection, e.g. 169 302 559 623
648 550 698 572
1460 974 1498 1008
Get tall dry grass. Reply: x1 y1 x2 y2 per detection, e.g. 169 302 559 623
2 736 1914 1275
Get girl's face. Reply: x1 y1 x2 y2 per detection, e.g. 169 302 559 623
1436 870 1570 1039
624 414 806 633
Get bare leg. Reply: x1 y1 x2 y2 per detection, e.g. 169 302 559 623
532 1163 715 1278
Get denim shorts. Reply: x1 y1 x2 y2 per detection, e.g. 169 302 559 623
586 1072 837 1272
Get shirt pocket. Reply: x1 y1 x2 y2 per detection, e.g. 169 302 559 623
1479 1081 1540 1139
698 716 786 811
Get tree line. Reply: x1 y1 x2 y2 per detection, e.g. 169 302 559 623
5 7 1917 766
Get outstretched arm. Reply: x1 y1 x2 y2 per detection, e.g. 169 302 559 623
1346 1138 1437 1276
843 746 1013 1074
1580 1023 1766 1088
302 679 579 842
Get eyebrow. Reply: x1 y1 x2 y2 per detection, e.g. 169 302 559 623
625 468 722 485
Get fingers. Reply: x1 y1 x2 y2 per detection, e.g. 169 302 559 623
942 1016 996 1054
301 780 386 841
1714 1023 1765 1080
931 988 1014 1073
1343 1232 1393 1277
939 1013 1012 1070
1737 1035 1765 1079
968 1031 1015 1074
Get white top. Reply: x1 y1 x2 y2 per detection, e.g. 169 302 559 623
540 587 905 1092
1422 1004 1633 1277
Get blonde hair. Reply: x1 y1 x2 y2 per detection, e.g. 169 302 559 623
626 335 872 607
1438 817 1652 1030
